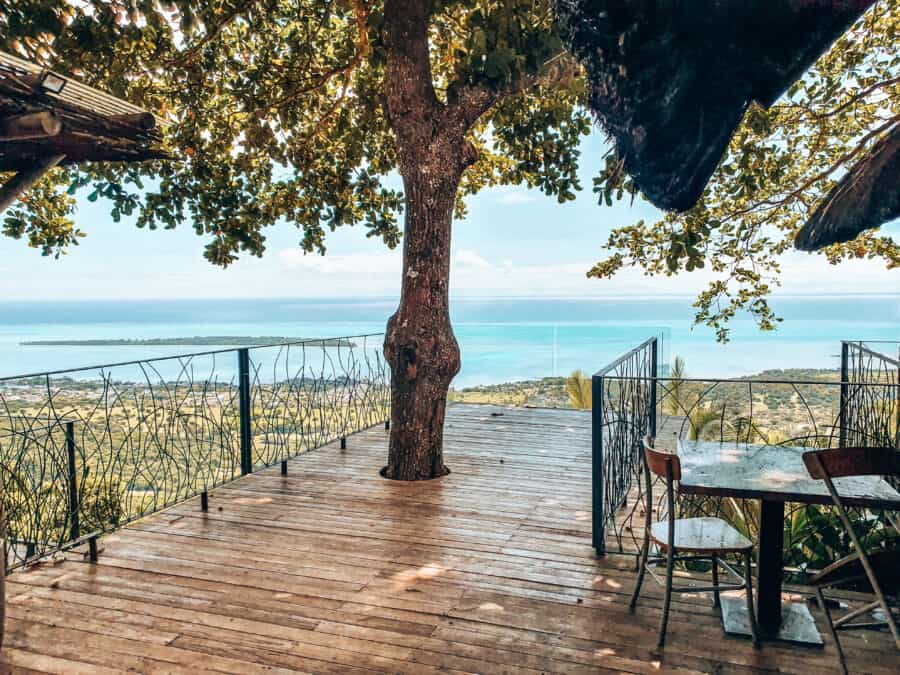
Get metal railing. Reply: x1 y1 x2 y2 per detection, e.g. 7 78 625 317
593 338 900 574
0 334 389 570
591 337 658 555
841 340 900 451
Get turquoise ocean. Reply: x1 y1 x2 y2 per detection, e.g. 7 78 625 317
0 296 897 387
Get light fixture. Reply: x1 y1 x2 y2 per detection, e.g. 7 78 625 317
39 71 67 95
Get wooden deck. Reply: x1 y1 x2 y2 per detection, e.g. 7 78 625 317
1 404 896 674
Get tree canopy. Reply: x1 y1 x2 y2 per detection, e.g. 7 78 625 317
1 0 587 263
1 0 898 341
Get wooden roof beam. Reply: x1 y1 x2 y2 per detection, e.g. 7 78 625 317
109 112 156 132
0 112 62 141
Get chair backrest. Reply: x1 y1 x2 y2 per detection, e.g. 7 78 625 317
803 447 900 480
642 436 681 481
641 437 679 545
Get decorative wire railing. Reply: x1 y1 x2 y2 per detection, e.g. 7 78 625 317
593 338 900 579
0 334 389 571
841 340 900 452
591 337 658 554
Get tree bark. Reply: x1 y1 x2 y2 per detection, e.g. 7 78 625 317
382 166 461 480
379 0 489 480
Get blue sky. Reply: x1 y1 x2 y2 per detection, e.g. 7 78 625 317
1 132 897 301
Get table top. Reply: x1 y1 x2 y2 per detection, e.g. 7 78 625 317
676 439 900 509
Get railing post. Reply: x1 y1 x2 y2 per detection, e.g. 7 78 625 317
64 420 80 541
238 348 253 475
839 341 849 448
649 338 658 440
592 373 605 556
896 358 900 450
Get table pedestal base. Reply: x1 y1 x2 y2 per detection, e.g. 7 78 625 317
720 596 823 646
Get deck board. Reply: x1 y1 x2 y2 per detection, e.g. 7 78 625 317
2 404 895 674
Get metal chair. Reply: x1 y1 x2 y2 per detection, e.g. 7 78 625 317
630 436 759 648
802 447 900 674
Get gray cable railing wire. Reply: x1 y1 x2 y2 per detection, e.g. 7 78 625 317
0 334 390 571
594 338 900 578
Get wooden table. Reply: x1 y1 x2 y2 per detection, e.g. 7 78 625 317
676 439 900 645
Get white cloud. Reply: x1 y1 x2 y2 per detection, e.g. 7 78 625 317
496 191 538 205
271 245 900 300
442 248 900 299
275 248 402 295
454 249 492 269
278 248 400 275
3 226 896 302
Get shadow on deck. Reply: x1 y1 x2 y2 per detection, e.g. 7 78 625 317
1 404 894 673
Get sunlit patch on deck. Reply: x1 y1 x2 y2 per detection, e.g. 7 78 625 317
477 602 505 612
233 496 275 505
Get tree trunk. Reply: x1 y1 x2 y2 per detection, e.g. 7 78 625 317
380 0 492 480
382 166 461 480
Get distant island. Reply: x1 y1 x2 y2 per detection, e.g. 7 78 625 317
21 336 356 347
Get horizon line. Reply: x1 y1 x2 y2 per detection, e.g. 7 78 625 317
2 292 900 304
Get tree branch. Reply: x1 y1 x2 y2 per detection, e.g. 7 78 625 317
780 75 900 124
724 113 900 220
444 53 581 142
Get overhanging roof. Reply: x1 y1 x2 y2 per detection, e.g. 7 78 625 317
795 124 900 251
559 1 875 212
0 50 167 171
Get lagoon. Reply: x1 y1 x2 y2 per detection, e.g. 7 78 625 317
0 296 897 386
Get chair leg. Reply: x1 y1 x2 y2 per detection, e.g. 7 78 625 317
711 555 720 608
871 581 900 651
816 586 847 675
743 551 760 648
629 535 650 612
657 545 675 648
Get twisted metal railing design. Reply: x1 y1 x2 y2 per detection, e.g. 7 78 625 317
248 335 390 470
0 418 73 567
0 334 389 570
591 337 657 555
841 341 900 451
595 339 900 575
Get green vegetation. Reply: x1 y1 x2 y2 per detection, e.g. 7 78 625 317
449 377 572 409
565 370 592 410
21 337 355 347
680 494 898 582
450 367 844 411
659 357 898 577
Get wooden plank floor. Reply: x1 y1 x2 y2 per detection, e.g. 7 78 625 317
2 404 896 674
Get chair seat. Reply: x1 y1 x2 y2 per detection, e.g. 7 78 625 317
650 517 752 553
